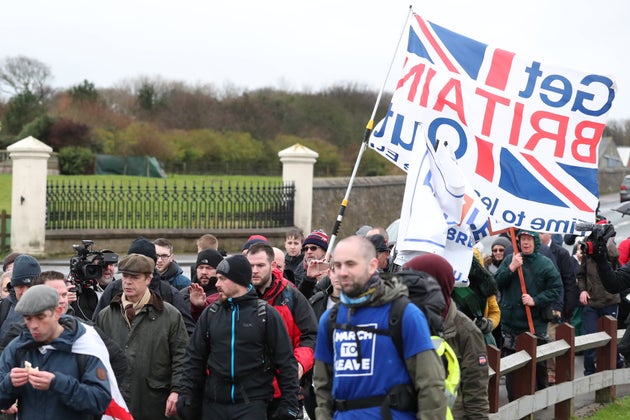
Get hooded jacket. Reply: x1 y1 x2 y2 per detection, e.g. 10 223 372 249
158 261 191 291
313 274 447 420
0 315 111 419
179 287 299 417
495 231 563 336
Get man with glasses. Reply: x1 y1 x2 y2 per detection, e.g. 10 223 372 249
153 238 191 291
293 230 329 299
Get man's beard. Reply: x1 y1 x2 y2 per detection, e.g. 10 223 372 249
256 271 272 289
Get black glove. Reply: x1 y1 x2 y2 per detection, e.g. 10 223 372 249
176 394 201 420
592 240 609 263
475 317 493 335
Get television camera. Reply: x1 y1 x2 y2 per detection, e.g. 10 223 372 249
69 240 118 293
575 222 616 256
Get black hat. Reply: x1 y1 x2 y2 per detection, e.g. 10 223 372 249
196 249 224 269
127 237 157 262
367 234 389 252
10 255 41 288
216 254 252 287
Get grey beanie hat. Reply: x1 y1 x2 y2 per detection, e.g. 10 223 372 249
491 237 511 250
15 285 59 315
10 255 41 288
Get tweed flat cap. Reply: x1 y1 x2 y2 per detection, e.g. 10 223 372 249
118 253 155 275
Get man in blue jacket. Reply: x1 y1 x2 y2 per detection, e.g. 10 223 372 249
313 235 446 420
0 285 111 419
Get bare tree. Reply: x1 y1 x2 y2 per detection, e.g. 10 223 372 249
0 55 52 99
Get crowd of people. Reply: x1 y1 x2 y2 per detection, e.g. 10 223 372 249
0 221 627 419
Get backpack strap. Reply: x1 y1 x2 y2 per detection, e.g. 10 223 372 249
387 296 409 361
327 297 409 361
203 299 267 341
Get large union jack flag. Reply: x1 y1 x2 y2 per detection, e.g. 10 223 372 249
371 12 616 234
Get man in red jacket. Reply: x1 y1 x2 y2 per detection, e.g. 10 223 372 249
247 242 319 418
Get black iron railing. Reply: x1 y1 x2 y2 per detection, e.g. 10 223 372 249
46 180 295 230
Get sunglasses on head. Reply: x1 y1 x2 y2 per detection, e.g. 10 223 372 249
303 245 319 252
492 248 504 253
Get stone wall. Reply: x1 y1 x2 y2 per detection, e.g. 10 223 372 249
311 175 405 239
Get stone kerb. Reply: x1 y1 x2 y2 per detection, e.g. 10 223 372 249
7 136 53 255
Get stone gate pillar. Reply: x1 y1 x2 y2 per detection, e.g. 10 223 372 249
7 136 53 255
278 144 318 234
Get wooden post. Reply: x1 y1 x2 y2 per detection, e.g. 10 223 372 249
555 322 575 419
595 315 617 403
513 331 538 419
487 344 501 413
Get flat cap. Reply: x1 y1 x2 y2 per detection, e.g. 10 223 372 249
15 285 59 316
118 253 155 275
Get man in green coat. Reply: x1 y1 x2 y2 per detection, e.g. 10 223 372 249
96 253 189 420
495 230 562 401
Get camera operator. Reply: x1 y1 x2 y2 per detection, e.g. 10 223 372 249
593 223 630 366
66 241 119 322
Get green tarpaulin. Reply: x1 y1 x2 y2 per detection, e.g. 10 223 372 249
95 155 167 178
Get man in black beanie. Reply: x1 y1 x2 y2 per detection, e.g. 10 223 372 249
177 254 299 420
91 237 196 335
0 255 41 344
186 249 224 320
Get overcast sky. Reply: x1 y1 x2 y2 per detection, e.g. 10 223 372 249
1 0 628 120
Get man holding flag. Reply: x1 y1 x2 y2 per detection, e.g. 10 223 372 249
494 230 562 400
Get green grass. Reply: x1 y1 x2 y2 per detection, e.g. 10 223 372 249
580 396 630 419
0 173 281 214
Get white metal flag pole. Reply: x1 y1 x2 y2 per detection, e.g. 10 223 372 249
325 5 414 260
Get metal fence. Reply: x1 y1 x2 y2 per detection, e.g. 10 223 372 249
46 180 295 230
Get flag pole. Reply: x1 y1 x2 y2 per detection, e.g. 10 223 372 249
325 6 414 260
509 227 535 334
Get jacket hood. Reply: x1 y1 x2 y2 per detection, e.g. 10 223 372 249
17 314 85 350
159 261 184 280
518 230 540 259
345 273 408 308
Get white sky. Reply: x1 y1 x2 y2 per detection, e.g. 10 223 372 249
1 0 628 120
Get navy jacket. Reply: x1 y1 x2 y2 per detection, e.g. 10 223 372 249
0 315 111 419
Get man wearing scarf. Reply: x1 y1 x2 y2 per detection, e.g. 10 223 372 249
313 235 446 420
96 254 189 420
494 230 563 401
